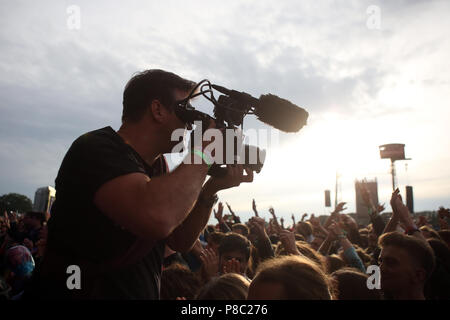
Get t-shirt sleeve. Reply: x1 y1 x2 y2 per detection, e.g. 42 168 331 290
71 132 147 199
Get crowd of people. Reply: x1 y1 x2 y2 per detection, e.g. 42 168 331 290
1 69 449 301
159 189 450 300
1 189 449 300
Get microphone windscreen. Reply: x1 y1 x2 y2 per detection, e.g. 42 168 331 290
255 94 309 132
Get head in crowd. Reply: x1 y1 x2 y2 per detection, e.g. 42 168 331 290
206 231 225 254
438 230 450 248
424 238 450 300
427 238 450 271
295 222 313 242
326 254 346 274
331 267 382 300
3 245 35 298
160 263 201 300
295 241 326 271
378 232 435 299
232 223 249 238
23 211 46 231
218 232 251 275
196 273 250 300
420 226 442 241
247 255 332 300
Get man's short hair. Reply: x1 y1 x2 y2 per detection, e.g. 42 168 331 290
122 69 195 123
378 232 436 279
232 223 249 237
218 232 251 262
296 221 313 239
206 231 225 245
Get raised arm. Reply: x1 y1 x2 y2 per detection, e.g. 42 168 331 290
391 188 427 242
252 199 259 217
226 202 241 223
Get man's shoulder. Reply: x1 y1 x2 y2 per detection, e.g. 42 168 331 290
73 126 119 148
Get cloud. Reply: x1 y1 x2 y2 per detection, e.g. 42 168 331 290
0 0 449 214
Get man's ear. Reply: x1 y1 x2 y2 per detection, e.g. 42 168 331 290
149 99 169 124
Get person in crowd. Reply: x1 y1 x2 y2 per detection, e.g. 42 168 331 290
378 189 436 300
325 254 346 274
160 263 201 300
3 245 35 300
424 238 450 299
331 267 382 300
378 232 435 300
205 231 225 254
196 273 249 300
27 69 254 299
247 255 332 300
231 223 249 238
218 232 252 278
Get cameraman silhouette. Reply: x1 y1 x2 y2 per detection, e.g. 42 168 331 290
27 69 253 299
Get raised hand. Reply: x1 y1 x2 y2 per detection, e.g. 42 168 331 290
248 216 266 237
200 248 219 280
279 230 300 255
226 202 235 216
280 217 285 229
377 203 386 213
291 214 296 226
391 189 415 230
268 207 282 232
301 213 308 221
309 214 320 227
252 199 259 217
339 214 358 232
269 206 276 218
328 221 344 240
222 258 241 274
214 202 224 222
334 202 347 214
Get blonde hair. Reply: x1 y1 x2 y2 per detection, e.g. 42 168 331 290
250 255 332 300
196 273 250 300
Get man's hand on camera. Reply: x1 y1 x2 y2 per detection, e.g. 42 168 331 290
202 164 253 197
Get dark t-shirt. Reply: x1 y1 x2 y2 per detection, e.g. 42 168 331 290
29 126 167 299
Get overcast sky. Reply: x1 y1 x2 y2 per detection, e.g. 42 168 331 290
1 0 449 224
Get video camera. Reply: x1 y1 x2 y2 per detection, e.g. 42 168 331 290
174 79 309 177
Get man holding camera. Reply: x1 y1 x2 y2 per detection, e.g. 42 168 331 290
27 69 253 299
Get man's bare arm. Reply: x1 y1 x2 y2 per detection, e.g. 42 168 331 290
94 153 209 241
167 165 253 252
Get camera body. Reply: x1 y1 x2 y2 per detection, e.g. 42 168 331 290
174 80 308 177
